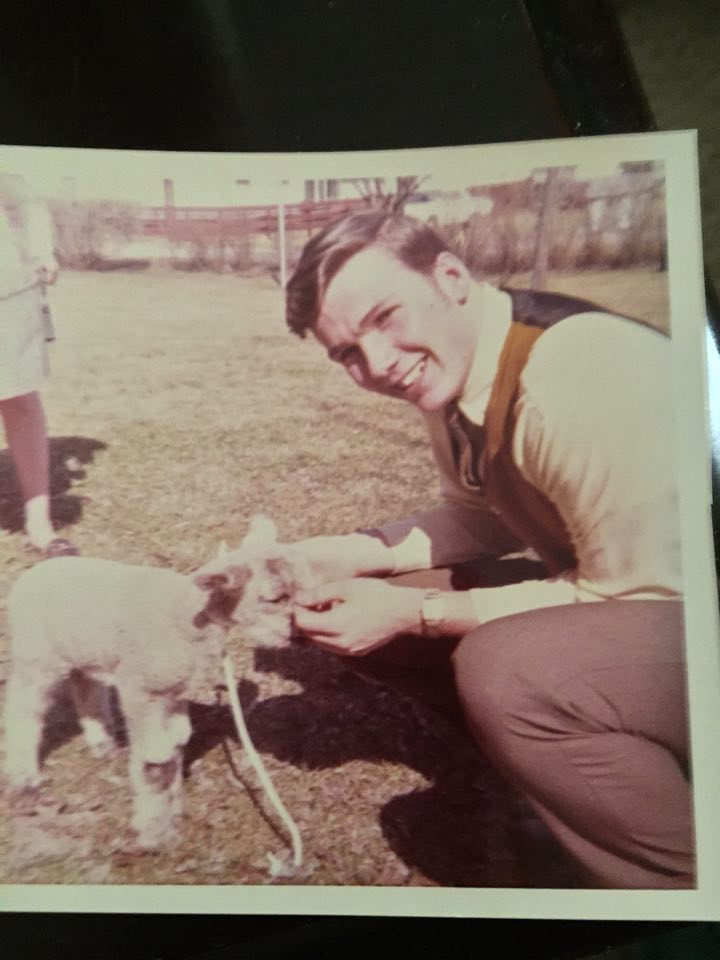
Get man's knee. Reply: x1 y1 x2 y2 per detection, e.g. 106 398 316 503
451 622 531 757
451 612 578 764
451 601 689 765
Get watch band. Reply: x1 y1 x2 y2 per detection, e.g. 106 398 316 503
421 587 444 637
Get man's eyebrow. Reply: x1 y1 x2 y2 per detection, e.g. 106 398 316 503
358 300 393 329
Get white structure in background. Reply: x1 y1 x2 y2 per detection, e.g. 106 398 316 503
586 162 662 233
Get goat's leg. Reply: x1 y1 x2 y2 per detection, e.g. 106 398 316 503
3 668 54 793
68 670 117 758
128 750 183 850
117 683 190 849
165 702 189 824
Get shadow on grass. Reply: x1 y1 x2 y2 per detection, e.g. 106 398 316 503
0 435 107 535
32 645 577 887
38 681 128 764
28 545 577 887
185 641 580 889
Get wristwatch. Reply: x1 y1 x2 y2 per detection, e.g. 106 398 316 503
421 588 444 638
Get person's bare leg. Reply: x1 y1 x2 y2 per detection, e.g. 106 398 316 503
0 391 53 549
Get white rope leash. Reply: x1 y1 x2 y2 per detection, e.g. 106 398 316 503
222 652 303 871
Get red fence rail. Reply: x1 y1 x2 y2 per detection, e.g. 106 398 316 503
135 198 368 239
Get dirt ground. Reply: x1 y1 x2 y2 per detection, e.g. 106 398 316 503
0 266 669 888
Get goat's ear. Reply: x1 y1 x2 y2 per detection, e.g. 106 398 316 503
266 556 295 585
243 514 278 547
266 554 314 593
193 588 238 630
195 563 250 593
194 572 230 592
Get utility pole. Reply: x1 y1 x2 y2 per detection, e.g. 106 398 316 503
531 167 566 290
277 179 289 290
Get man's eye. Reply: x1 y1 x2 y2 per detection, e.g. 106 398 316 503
374 308 396 328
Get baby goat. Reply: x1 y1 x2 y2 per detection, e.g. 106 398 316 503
2 516 306 850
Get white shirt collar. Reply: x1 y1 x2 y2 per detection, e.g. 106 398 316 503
456 283 513 424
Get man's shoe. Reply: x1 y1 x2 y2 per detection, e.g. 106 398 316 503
42 538 80 559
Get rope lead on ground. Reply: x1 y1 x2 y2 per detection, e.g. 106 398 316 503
222 652 304 875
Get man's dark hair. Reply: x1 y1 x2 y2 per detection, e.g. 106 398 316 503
285 210 450 338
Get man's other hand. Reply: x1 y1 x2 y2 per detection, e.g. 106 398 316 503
293 579 423 656
290 533 395 586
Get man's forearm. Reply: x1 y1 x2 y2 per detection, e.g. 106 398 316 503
343 532 397 576
376 502 522 572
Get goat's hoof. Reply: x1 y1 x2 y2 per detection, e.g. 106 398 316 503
135 830 177 852
41 537 80 560
114 838 158 857
131 816 178 852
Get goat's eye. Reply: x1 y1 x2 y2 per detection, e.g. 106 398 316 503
262 593 290 604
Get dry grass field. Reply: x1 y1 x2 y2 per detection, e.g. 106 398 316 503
0 266 669 889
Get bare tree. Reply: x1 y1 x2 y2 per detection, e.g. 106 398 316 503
51 200 137 269
343 175 427 212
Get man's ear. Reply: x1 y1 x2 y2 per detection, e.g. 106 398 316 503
432 250 470 305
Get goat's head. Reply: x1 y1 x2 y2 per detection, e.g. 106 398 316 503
193 515 310 647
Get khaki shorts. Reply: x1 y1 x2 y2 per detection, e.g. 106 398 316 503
0 286 49 401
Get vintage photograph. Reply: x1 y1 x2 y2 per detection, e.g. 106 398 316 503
0 133 718 918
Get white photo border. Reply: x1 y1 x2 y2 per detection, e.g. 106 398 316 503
1 130 718 920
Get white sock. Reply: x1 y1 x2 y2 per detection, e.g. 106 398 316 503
24 494 55 549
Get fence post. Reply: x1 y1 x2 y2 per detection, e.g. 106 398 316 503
531 167 563 290
163 178 176 242
277 179 289 291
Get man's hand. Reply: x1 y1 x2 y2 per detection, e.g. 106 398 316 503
294 579 423 656
289 533 395 587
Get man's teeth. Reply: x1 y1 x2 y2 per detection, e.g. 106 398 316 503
400 357 426 389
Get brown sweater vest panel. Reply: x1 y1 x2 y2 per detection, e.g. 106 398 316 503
482 289 617 575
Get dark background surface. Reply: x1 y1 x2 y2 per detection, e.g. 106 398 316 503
1 0 570 151
0 0 717 957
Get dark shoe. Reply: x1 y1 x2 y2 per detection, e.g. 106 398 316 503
42 537 80 559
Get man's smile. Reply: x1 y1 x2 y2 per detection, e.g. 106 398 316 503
395 355 428 392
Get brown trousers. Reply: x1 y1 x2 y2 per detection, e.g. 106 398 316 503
353 563 695 889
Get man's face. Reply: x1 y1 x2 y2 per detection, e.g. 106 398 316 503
314 245 477 412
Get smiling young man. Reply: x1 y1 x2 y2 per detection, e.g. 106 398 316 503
283 210 694 889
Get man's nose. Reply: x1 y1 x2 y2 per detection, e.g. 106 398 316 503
362 332 397 381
